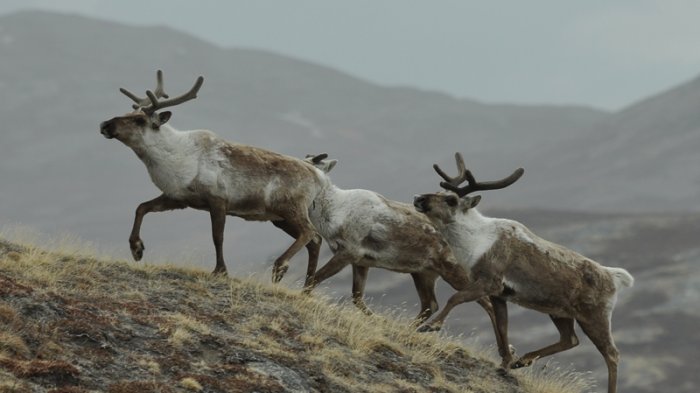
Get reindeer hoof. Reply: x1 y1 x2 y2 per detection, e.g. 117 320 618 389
359 307 374 316
272 264 289 283
417 324 441 333
510 357 533 369
130 239 144 261
212 266 228 276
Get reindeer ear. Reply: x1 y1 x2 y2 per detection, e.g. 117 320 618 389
468 195 482 209
157 111 172 125
325 159 338 173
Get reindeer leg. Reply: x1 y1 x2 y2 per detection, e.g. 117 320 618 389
129 194 186 261
271 220 321 287
302 251 358 294
208 198 228 275
577 315 619 393
305 233 322 286
473 296 519 369
411 272 439 324
418 280 488 332
417 256 490 331
489 296 516 369
511 316 578 369
271 214 316 283
351 265 373 315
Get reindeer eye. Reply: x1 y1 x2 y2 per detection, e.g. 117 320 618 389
134 117 147 127
446 195 458 207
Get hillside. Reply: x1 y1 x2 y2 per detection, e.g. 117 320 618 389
0 238 592 393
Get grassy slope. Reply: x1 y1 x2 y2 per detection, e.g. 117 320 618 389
0 239 591 393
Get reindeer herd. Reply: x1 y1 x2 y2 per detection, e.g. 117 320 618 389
100 71 633 393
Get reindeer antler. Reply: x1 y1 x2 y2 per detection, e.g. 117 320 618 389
120 70 170 110
433 152 469 187
433 152 524 197
120 70 203 114
305 153 329 164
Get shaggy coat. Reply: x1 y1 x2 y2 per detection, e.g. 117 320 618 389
101 110 326 278
302 157 495 323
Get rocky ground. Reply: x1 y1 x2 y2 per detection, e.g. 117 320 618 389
0 239 589 393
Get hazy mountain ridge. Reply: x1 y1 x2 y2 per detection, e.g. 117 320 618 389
526 74 700 211
0 10 615 262
2 11 694 217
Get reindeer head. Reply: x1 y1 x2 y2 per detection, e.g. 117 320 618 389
304 153 338 174
100 70 203 146
414 153 523 223
100 111 173 144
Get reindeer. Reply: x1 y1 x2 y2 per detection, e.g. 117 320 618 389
100 70 326 280
413 153 634 393
301 154 502 327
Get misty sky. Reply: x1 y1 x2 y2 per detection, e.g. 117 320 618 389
1 0 700 110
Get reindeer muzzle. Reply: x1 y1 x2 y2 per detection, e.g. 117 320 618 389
413 195 428 213
100 120 115 139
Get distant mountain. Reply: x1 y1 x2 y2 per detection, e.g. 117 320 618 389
1 8 697 268
521 75 700 211
0 10 697 251
0 11 609 195
0 10 609 263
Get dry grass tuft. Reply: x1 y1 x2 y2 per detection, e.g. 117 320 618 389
160 312 211 349
179 377 203 391
166 313 211 336
0 369 30 393
516 360 596 393
229 278 465 364
0 303 20 327
0 334 29 359
136 358 161 376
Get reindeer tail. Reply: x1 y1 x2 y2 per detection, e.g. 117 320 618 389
607 267 634 291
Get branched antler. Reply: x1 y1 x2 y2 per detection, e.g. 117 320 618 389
120 70 169 110
120 70 203 114
433 152 469 186
433 152 524 197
